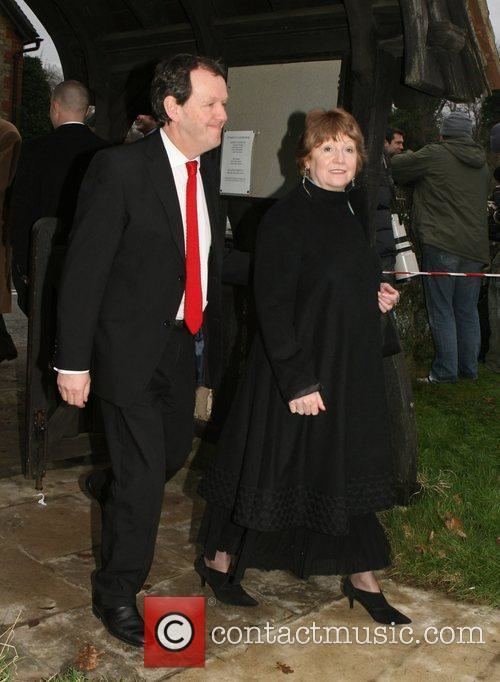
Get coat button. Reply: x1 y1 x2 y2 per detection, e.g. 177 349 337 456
163 320 171 327
178 274 184 282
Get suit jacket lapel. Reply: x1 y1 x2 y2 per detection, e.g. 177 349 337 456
144 130 185 261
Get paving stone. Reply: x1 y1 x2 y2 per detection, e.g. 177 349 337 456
0 493 95 561
12 606 168 681
0 542 88 628
43 550 100 594
145 541 195 588
0 465 99 509
241 568 342 616
176 591 500 682
154 520 199 563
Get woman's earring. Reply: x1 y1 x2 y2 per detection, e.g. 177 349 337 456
351 176 356 188
302 167 311 196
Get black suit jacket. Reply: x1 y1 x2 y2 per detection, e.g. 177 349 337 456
11 123 107 276
55 130 224 406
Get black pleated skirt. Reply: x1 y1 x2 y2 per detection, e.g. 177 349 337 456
197 502 391 581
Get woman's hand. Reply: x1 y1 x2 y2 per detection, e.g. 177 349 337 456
289 391 326 416
378 282 400 313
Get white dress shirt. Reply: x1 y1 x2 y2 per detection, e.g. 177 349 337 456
160 128 211 319
57 127 212 374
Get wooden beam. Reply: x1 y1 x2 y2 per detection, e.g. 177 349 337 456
120 0 151 29
179 0 220 56
399 0 488 100
341 1 418 503
24 0 88 81
466 0 500 91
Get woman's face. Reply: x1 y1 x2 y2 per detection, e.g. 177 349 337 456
306 135 358 191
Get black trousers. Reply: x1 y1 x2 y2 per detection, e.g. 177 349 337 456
93 325 196 607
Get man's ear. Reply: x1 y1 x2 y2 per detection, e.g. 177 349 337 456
164 95 180 121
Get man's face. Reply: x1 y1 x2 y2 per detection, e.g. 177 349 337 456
385 133 404 156
165 67 228 158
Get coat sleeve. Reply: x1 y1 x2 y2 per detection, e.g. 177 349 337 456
391 146 435 185
253 206 320 402
0 128 20 191
55 150 127 370
9 140 35 276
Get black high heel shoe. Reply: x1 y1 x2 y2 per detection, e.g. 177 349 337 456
342 576 411 625
194 555 258 607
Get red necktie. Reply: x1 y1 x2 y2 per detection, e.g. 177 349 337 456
184 160 203 334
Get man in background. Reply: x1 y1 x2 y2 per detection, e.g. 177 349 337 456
375 127 404 275
392 111 490 383
0 117 21 362
124 112 158 144
10 80 106 313
134 113 157 137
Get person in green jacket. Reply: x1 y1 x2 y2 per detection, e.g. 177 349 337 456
392 111 490 383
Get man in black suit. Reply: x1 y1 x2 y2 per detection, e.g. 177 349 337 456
55 54 228 647
11 80 106 313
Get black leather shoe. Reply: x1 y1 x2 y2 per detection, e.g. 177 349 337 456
92 602 144 647
194 555 258 607
342 576 411 625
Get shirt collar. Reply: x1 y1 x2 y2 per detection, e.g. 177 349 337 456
160 127 200 169
58 121 85 126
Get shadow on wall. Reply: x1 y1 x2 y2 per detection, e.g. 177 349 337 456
273 109 307 199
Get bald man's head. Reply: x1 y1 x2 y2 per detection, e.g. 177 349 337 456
50 80 91 127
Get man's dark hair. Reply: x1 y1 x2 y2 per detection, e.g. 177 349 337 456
385 127 404 144
151 53 227 126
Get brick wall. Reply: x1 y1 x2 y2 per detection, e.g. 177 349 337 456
0 13 24 122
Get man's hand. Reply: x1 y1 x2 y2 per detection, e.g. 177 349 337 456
289 391 326 416
378 282 400 313
57 372 91 408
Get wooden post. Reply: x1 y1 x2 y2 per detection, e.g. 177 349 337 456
340 0 419 504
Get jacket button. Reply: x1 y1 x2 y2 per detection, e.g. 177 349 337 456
163 320 171 327
178 274 184 282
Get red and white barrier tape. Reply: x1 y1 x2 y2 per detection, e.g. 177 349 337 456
383 270 500 278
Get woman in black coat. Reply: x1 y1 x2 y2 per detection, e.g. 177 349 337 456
195 108 411 625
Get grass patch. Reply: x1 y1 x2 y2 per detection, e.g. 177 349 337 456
45 671 122 681
0 615 21 682
46 672 89 682
381 366 499 606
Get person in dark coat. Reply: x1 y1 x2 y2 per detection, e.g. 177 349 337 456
0 117 21 362
195 108 411 625
10 79 106 313
375 127 404 277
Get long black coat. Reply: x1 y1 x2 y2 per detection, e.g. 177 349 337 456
199 180 396 536
55 130 224 405
11 123 106 277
